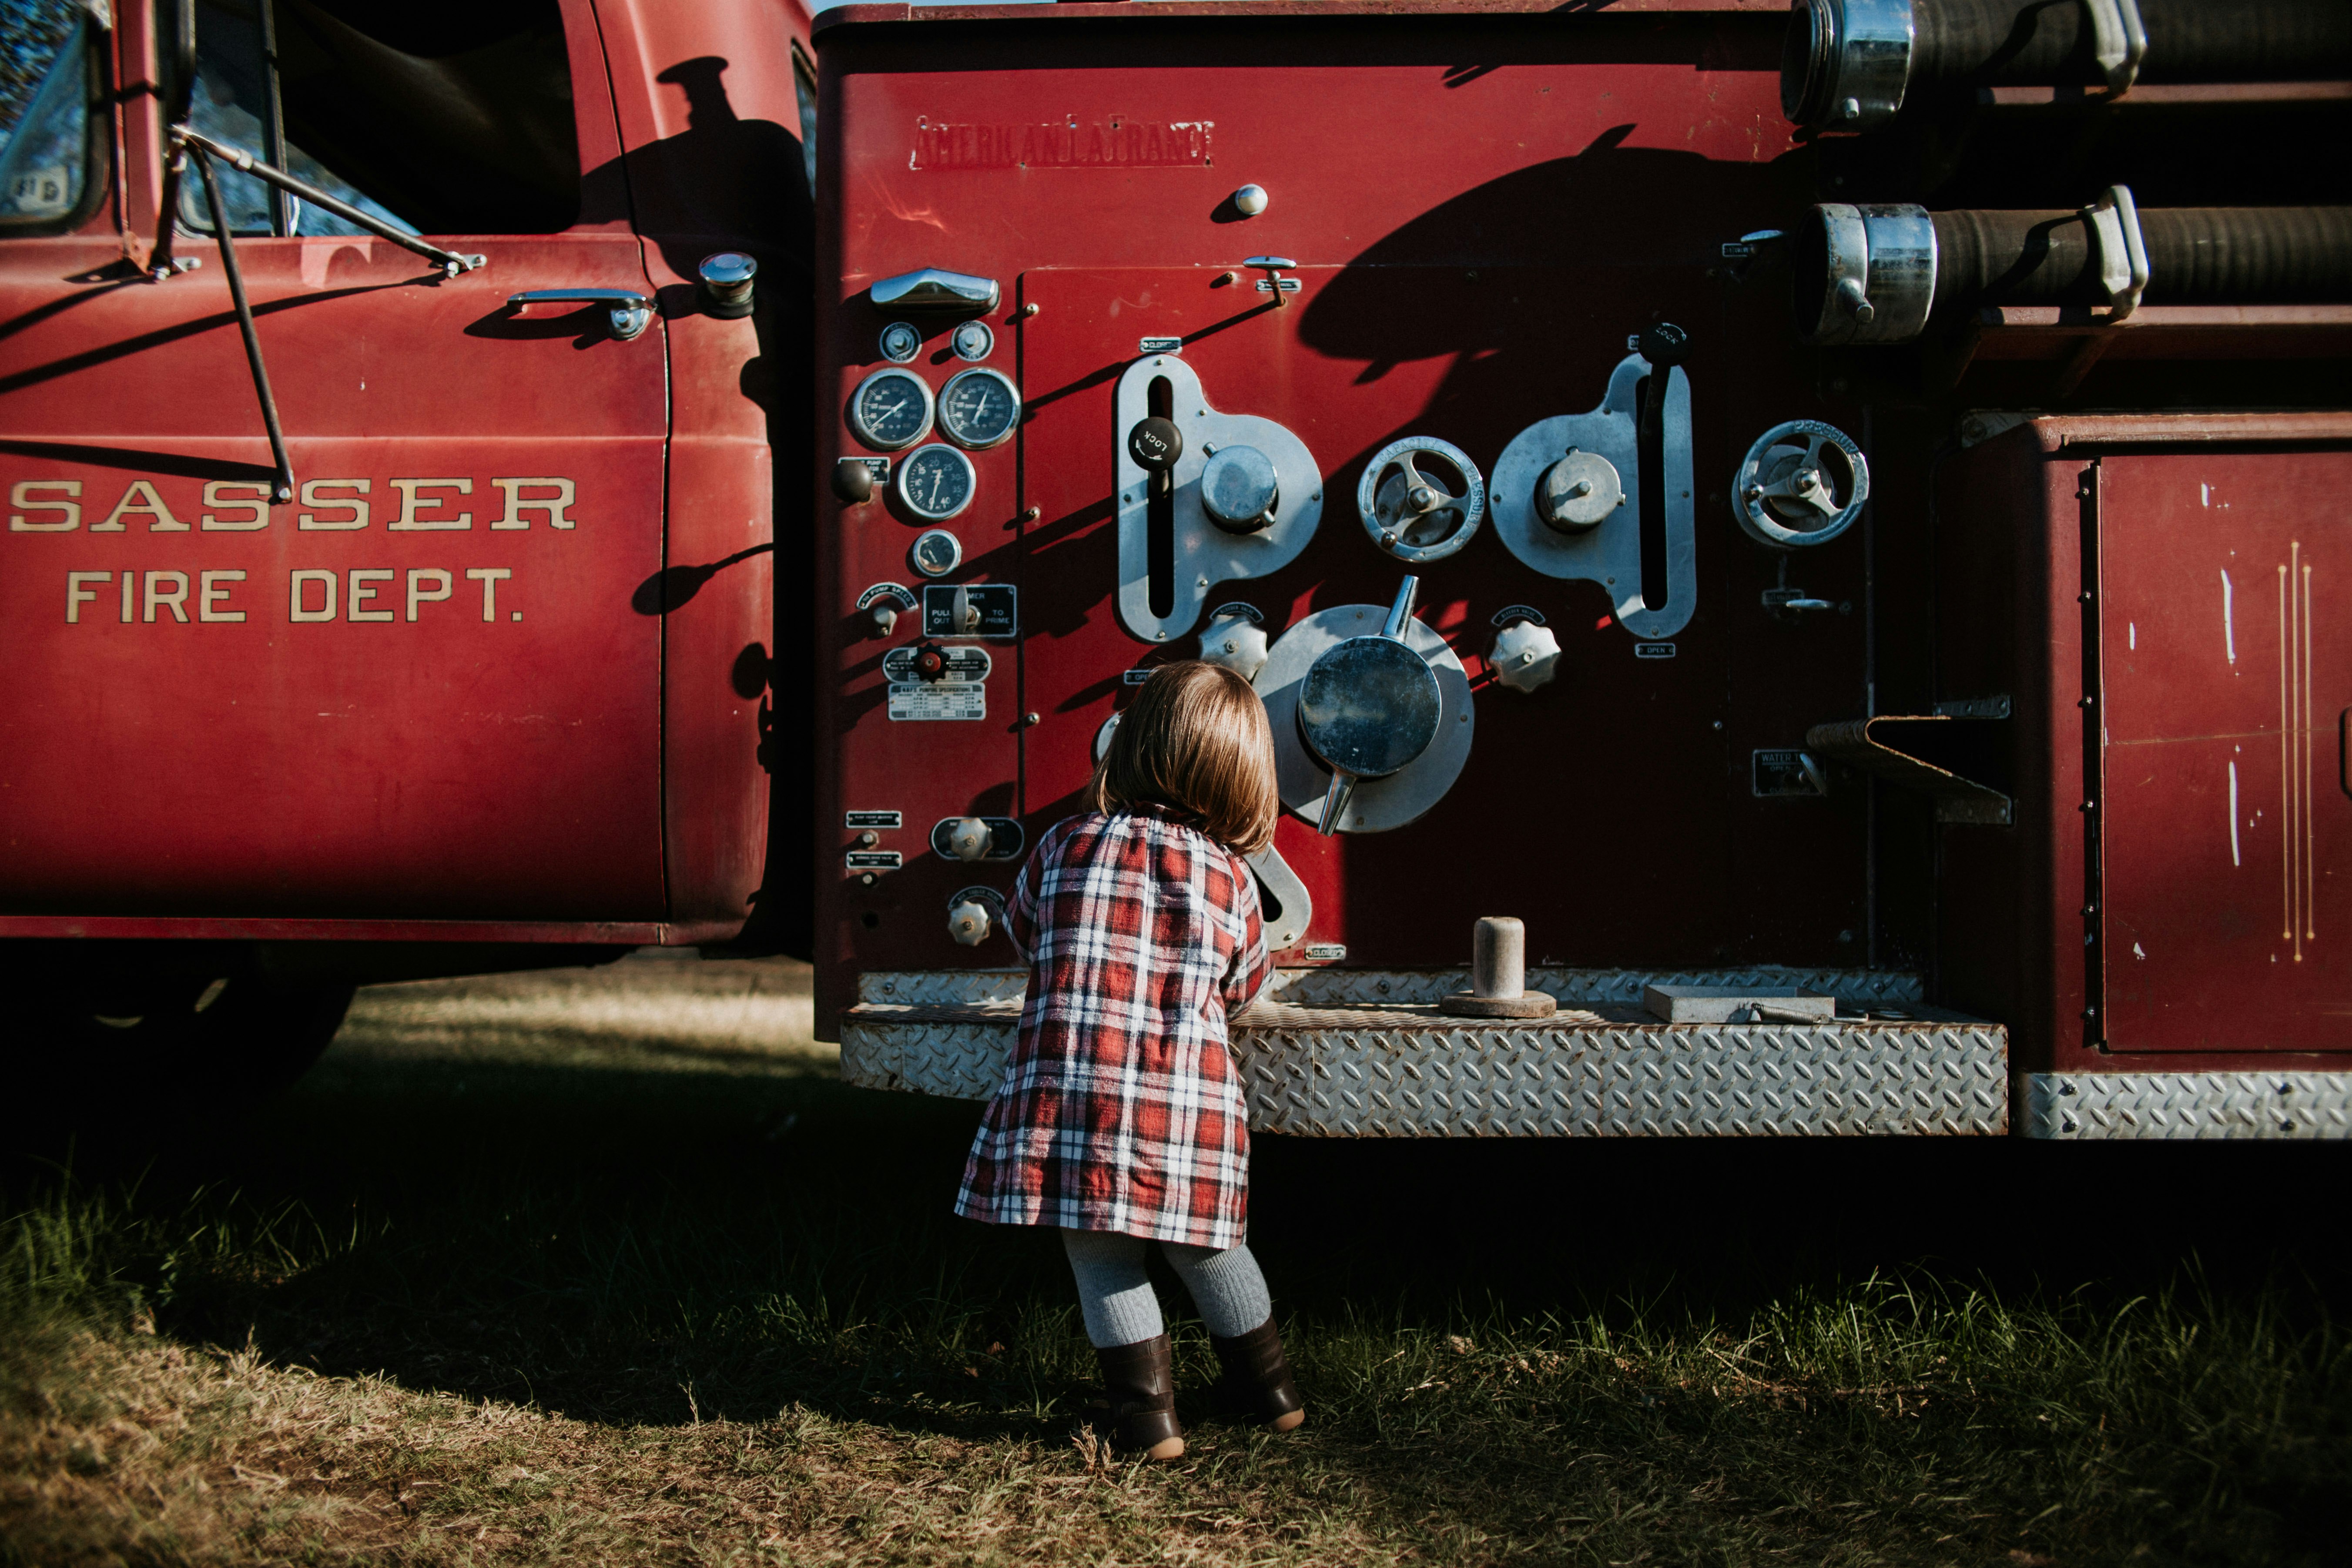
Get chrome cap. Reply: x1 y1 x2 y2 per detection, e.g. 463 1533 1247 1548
871 266 1000 316
699 251 757 288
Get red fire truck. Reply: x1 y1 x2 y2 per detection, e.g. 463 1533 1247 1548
812 0 2352 1139
7 0 2349 1141
1 0 814 1109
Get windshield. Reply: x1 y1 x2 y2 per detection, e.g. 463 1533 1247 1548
171 0 579 238
0 0 100 227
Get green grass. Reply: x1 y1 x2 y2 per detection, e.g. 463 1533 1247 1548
3 956 2348 1565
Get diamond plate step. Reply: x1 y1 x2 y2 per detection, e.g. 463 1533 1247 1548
840 988 2007 1137
2025 1072 2352 1139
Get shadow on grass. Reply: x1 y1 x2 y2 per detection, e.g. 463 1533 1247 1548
8 965 2352 1564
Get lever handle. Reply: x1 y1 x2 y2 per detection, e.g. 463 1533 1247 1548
508 288 655 342
1317 770 1358 836
1379 574 1421 641
1638 321 1689 435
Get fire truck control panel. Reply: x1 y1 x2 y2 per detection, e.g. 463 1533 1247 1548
817 0 2352 1139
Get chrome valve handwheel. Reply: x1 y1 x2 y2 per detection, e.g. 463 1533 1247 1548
1734 420 1869 548
1358 437 1485 562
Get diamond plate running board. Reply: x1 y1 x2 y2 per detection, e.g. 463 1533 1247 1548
2025 1072 2352 1139
839 998 2008 1137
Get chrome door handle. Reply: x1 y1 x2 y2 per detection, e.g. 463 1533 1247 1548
507 288 655 341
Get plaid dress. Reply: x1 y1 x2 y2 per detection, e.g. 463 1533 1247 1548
955 805 1270 1250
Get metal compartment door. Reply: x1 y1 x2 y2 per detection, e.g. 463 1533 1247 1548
2098 450 2352 1052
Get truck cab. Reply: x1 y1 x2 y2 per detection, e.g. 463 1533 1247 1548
1 0 815 1113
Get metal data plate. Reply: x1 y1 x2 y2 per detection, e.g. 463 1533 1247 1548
1114 355 1322 643
839 1002 2009 1136
921 583 1018 639
2025 1073 2352 1139
1752 750 1828 798
880 646 990 683
1488 354 1696 641
888 685 985 721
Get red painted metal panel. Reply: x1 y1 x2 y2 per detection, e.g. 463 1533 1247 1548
809 8 1900 1027
2098 450 2352 1053
0 1 668 923
596 0 811 934
0 915 739 945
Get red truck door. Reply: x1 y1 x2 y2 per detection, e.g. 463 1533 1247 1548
2098 450 2352 1052
0 0 667 923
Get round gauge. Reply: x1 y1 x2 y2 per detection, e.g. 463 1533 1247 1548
951 319 994 362
910 526 964 578
896 443 977 522
937 368 1022 450
878 321 922 364
848 368 934 451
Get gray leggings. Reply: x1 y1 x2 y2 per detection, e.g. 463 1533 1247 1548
1061 1227 1273 1348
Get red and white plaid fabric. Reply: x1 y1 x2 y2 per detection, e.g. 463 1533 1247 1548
955 805 1270 1250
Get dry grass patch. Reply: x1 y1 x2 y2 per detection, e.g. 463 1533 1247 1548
5 958 2349 1566
5 1327 1417 1566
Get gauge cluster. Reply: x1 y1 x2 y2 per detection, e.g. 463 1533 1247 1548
843 322 1021 535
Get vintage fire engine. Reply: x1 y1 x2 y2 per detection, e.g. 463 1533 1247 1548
815 0 2352 1139
0 0 814 1109
7 0 2349 1139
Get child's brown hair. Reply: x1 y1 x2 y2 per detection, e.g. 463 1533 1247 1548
1087 660 1280 855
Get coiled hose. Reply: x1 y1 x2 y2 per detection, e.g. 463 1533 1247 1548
1784 0 2352 127
1931 205 2352 310
1908 0 2351 90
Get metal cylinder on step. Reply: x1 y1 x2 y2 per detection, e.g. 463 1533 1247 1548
1473 916 1526 1000
1441 916 1557 1019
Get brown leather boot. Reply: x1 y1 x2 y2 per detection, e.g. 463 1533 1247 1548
1209 1318 1306 1432
1090 1333 1185 1460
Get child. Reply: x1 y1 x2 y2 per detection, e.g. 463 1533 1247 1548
955 660 1303 1461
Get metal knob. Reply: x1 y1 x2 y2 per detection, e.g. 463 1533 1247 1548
946 887 1004 947
698 251 757 319
832 459 876 505
947 817 992 862
1199 611 1270 681
948 898 992 945
870 602 897 636
1127 416 1182 471
1489 619 1561 694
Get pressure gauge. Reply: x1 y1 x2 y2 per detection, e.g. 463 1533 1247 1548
952 319 994 362
937 368 1022 450
878 321 921 364
910 526 964 577
849 368 933 450
896 443 977 521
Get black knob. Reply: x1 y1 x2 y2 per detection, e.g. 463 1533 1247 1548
913 641 948 682
831 459 875 504
1639 321 1691 368
1127 416 1183 472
